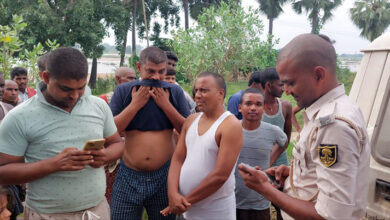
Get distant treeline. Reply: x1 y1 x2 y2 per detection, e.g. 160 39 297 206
339 54 363 59
102 43 143 54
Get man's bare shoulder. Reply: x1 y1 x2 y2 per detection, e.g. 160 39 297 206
219 114 242 133
216 114 243 148
281 99 293 116
281 99 292 109
183 113 200 130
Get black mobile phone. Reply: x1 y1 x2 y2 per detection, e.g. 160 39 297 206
239 163 281 188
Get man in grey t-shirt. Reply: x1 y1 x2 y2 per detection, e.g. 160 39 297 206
235 88 287 220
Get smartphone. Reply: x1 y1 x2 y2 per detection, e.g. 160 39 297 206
239 162 281 188
83 138 105 151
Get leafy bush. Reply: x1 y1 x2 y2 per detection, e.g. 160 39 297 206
0 15 59 84
171 0 277 83
337 60 356 95
128 54 139 72
0 15 25 78
91 76 116 96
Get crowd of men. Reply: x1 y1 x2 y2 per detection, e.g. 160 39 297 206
0 33 370 220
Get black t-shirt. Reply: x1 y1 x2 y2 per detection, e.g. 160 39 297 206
110 79 191 131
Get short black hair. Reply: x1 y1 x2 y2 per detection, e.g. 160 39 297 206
140 47 168 64
197 71 226 98
166 68 176 76
240 87 264 104
259 67 279 88
165 51 178 62
248 71 262 86
10 67 28 80
37 52 50 72
46 47 88 80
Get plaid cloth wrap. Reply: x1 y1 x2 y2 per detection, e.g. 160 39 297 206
110 160 175 220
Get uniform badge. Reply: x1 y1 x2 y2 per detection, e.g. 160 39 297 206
318 144 338 168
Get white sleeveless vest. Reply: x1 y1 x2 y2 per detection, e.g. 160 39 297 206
179 111 236 220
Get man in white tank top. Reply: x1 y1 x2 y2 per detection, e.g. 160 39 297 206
161 72 243 220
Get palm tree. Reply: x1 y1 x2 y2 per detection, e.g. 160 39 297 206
183 0 189 30
350 0 390 42
292 0 342 34
257 0 290 35
189 0 227 21
108 0 180 66
132 0 139 56
88 45 104 89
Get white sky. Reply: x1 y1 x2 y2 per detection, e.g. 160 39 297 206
103 0 389 54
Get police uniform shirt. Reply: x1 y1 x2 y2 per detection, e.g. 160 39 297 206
282 84 370 220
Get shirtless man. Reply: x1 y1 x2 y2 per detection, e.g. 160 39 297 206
109 46 190 220
162 72 242 219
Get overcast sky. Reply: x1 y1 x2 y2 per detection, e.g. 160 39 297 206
103 0 389 54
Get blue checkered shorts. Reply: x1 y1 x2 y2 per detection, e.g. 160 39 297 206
110 160 175 220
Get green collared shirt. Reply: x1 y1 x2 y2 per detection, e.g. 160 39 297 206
0 82 117 213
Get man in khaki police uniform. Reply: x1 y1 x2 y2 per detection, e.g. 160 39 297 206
238 33 370 220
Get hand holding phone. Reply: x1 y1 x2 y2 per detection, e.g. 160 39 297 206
83 139 105 151
239 162 281 188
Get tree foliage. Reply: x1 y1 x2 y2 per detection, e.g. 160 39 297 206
19 40 60 84
150 23 174 51
171 0 277 82
337 59 356 94
0 0 112 88
0 15 26 78
189 0 229 21
0 0 108 56
0 15 59 81
107 0 180 66
292 0 342 34
257 0 290 35
350 0 390 42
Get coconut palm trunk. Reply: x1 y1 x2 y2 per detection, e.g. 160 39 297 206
184 0 189 30
132 0 138 56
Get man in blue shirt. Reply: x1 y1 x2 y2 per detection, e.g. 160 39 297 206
228 71 264 120
110 47 190 220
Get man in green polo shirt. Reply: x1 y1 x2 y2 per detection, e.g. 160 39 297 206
0 47 124 219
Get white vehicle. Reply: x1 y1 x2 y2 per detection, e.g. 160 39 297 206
349 33 390 219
